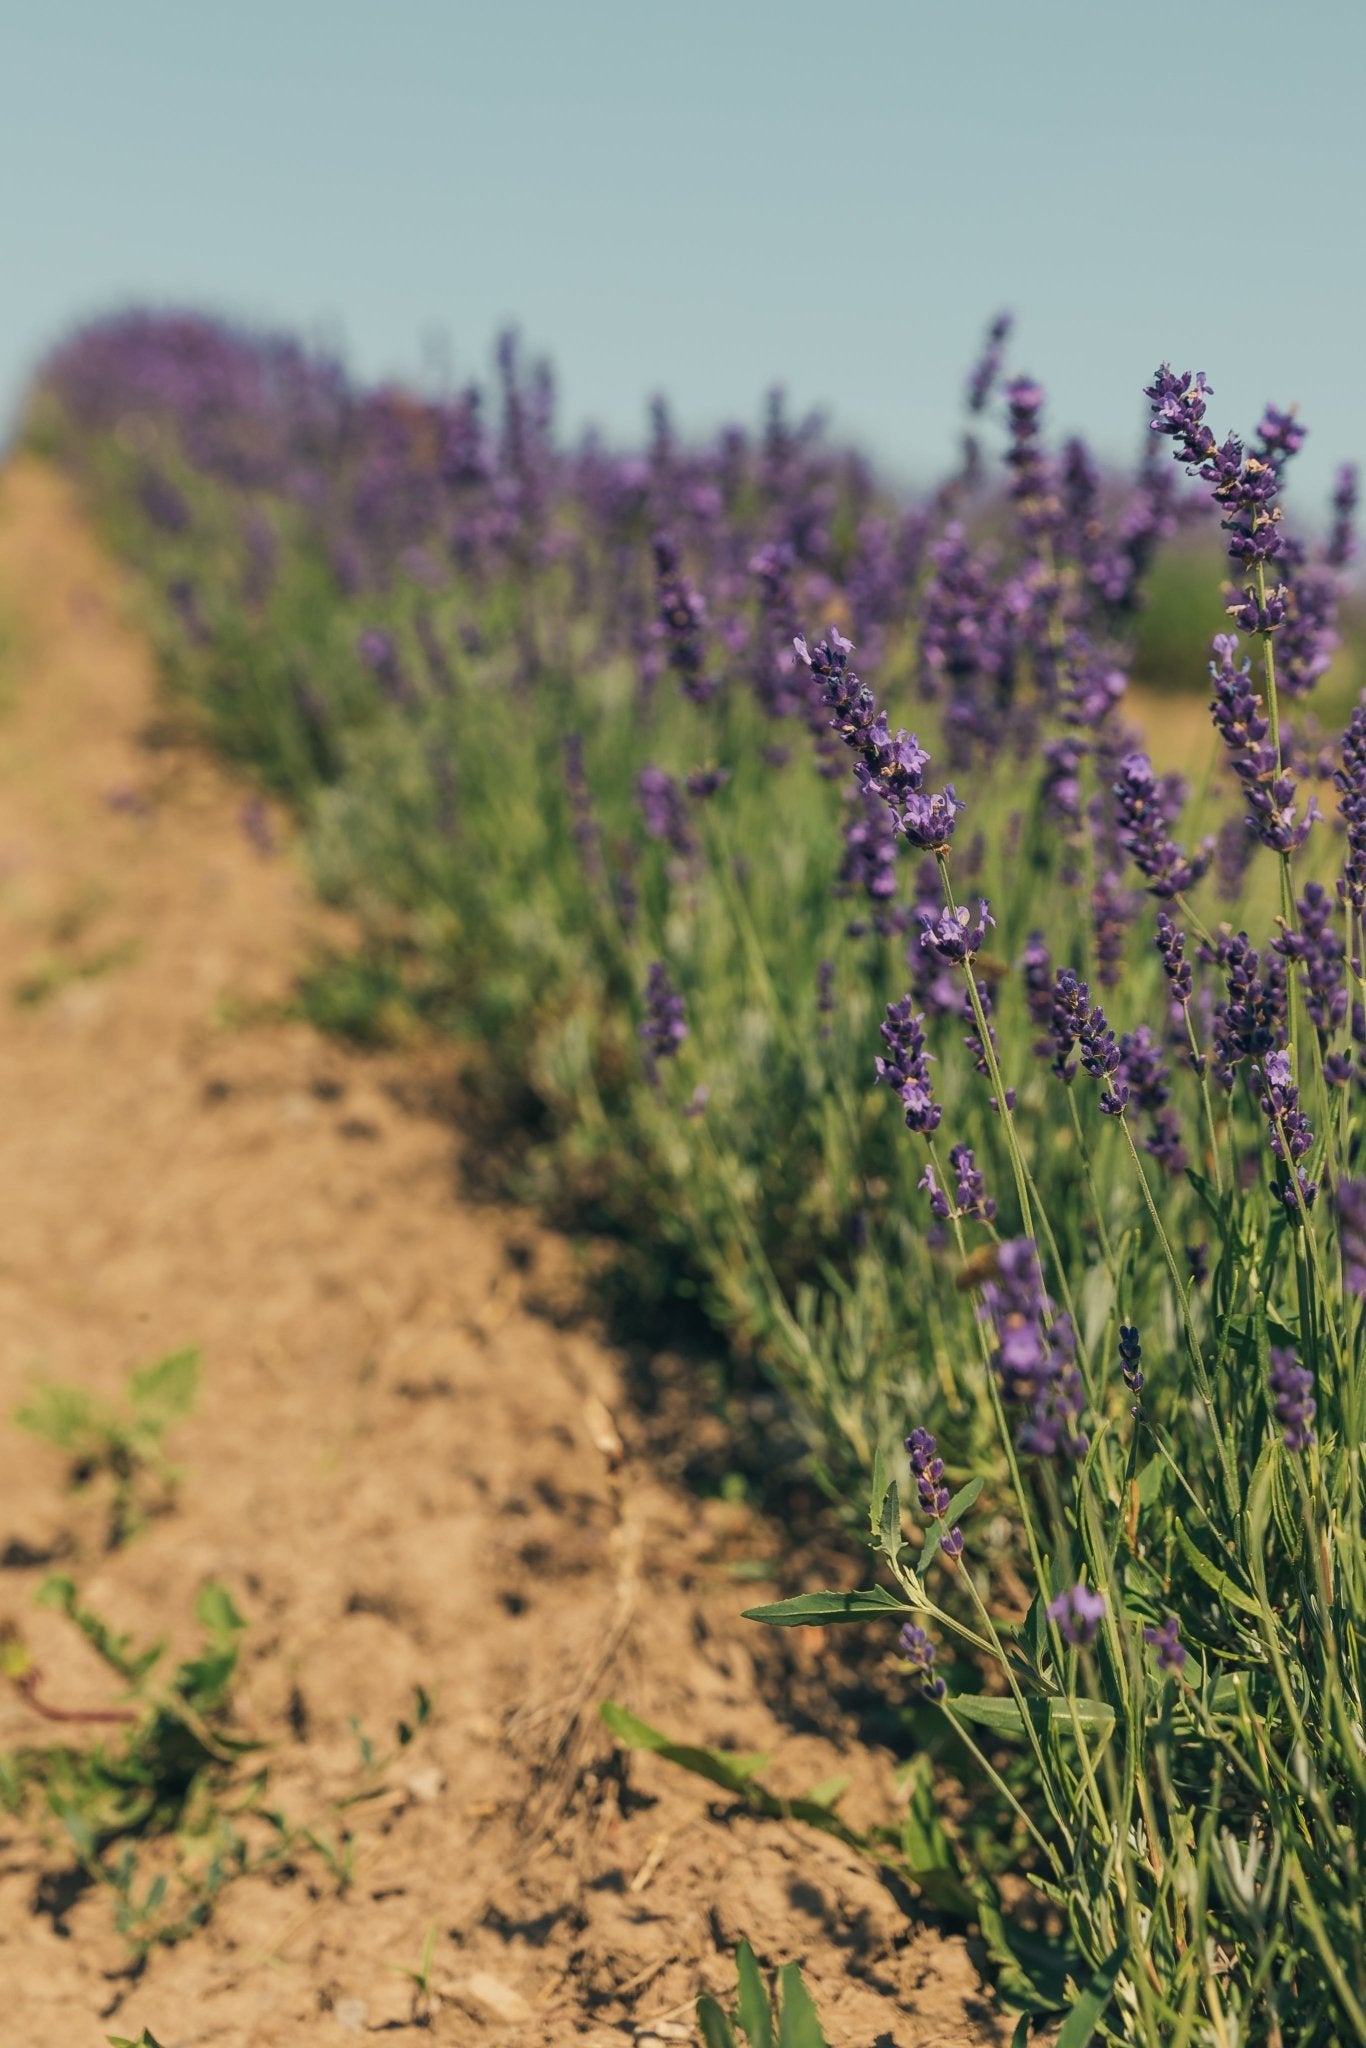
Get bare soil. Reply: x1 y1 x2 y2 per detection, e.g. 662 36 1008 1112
0 458 1006 2046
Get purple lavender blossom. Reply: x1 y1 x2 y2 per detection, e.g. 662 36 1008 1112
1216 931 1285 1071
1003 376 1056 532
919 900 994 965
1119 1323 1143 1399
1040 739 1083 833
1334 705 1366 916
1252 403 1307 469
1276 562 1341 700
636 765 696 857
919 1162 951 1222
1118 1027 1186 1173
1113 750 1211 898
637 961 688 1082
1209 635 1320 855
949 1144 995 1222
904 1427 963 1558
1273 881 1345 1039
898 1621 946 1700
1155 912 1193 1004
875 998 941 1134
980 1239 1087 1460
1268 1346 1316 1452
557 737 603 888
1091 867 1136 990
1079 999 1128 1116
1048 968 1090 1083
1337 1179 1366 1295
966 311 1012 415
838 789 900 917
357 627 419 710
652 532 718 703
1143 1616 1186 1675
1022 931 1054 1050
1327 464 1359 570
1047 1583 1107 1648
1256 1049 1318 1215
1145 366 1286 574
906 1427 949 1515
795 628 963 852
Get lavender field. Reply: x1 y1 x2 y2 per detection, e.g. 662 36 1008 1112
5 301 1366 2045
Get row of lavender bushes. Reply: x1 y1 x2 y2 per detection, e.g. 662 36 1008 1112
25 311 1366 2042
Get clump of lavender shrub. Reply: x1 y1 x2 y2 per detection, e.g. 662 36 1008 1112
33 312 1366 2043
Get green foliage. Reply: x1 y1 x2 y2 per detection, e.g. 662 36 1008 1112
16 1348 200 1545
2 1574 257 1954
3 1570 429 1959
697 1939 830 2048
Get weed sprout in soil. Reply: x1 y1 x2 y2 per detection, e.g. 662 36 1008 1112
26 308 1366 2043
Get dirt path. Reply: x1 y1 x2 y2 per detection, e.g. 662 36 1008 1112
0 457 1003 2047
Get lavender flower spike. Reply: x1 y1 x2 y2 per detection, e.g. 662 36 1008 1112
1047 1583 1107 1648
1268 1347 1316 1452
794 629 963 853
919 899 994 965
898 1621 947 1700
875 998 941 1134
1113 750 1211 898
652 532 718 703
1143 1616 1187 1674
1337 1179 1366 1296
979 1239 1087 1460
1257 1049 1318 1215
638 961 688 1083
904 1427 963 1559
1334 704 1366 915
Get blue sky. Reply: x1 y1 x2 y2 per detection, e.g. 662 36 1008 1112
3 0 1364 507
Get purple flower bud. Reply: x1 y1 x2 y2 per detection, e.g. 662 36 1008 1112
980 1239 1087 1460
918 899 994 965
637 960 688 1083
1268 1346 1315 1452
1119 1323 1144 1400
1142 1615 1186 1674
966 311 1012 415
1113 750 1211 898
1047 1583 1107 1648
1337 1179 1366 1295
1256 1049 1318 1215
875 998 942 1135
636 765 696 857
1334 705 1366 915
898 1621 947 1700
652 531 718 703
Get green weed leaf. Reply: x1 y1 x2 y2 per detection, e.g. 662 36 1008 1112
697 1995 738 2048
776 1961 829 2048
736 1938 774 2048
1055 1941 1127 2046
599 1701 770 1792
741 1588 906 1628
946 1695 1115 1740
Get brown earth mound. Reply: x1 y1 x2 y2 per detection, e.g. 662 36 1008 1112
0 457 1006 2046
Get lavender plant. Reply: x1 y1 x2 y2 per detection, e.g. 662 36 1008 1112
28 313 1366 2042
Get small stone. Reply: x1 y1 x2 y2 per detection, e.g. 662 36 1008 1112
404 1765 445 1803
459 1971 533 2024
333 1997 368 2032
